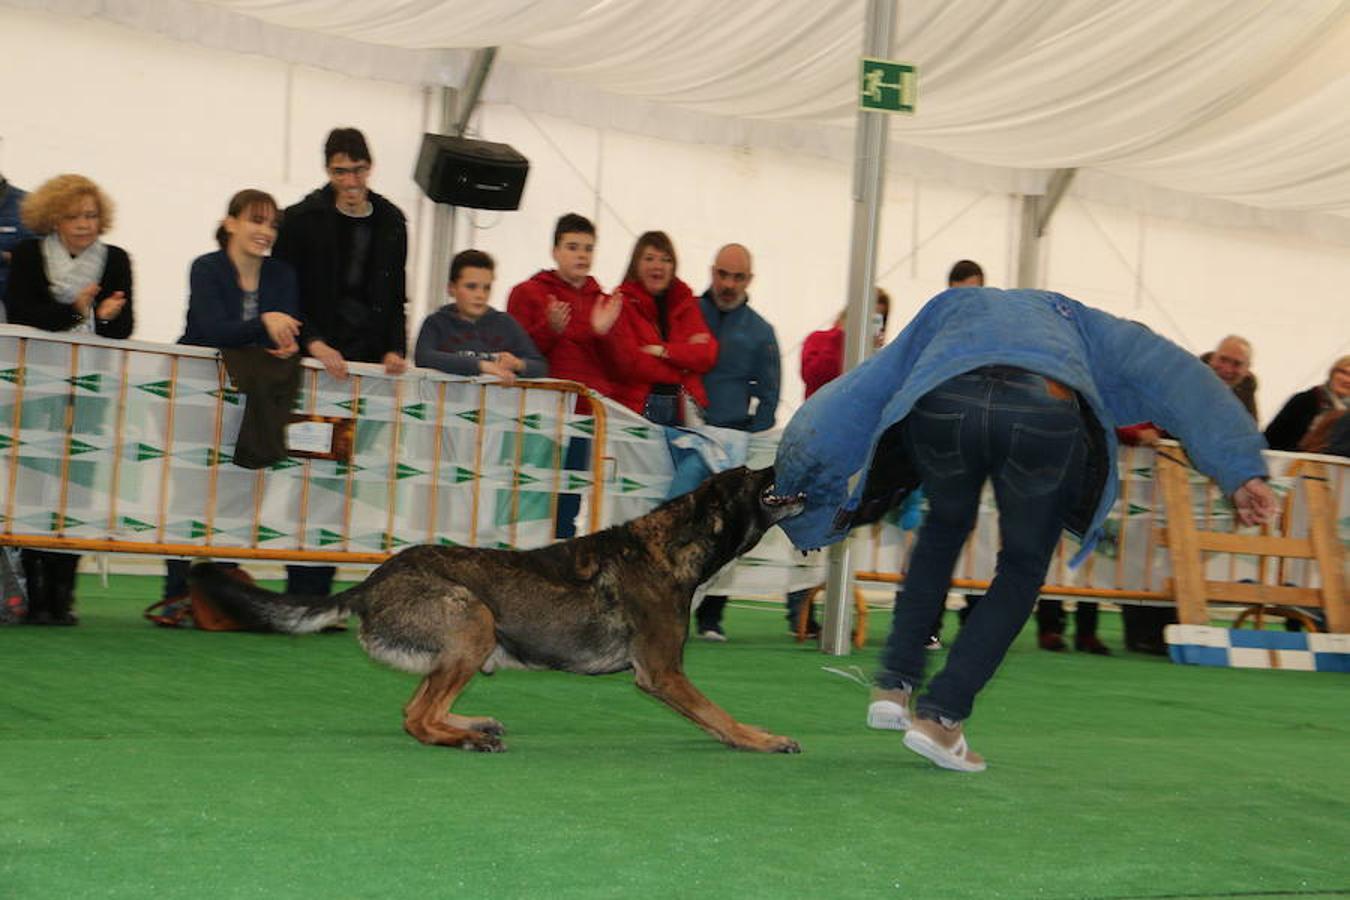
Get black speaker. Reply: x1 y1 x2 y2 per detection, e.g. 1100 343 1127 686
414 133 529 210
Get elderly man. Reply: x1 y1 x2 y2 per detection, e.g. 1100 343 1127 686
691 243 781 641
774 288 1275 772
1203 335 1258 419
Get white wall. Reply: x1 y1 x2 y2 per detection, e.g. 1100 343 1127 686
4 6 1347 428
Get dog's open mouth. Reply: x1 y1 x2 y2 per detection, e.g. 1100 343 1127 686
761 485 806 520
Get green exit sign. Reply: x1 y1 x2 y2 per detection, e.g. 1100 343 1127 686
860 58 917 114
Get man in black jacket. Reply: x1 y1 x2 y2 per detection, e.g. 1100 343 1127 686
273 127 410 597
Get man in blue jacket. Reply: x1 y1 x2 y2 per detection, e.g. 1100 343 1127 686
692 243 781 640
773 288 1275 772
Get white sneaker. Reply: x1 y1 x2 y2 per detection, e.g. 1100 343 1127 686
698 629 727 643
866 688 913 731
902 717 987 772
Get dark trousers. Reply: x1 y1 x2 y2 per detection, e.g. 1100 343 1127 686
20 549 79 623
165 558 238 599
1121 605 1174 653
167 560 329 598
696 595 727 631
554 436 592 540
877 367 1087 721
1035 598 1098 638
286 565 335 597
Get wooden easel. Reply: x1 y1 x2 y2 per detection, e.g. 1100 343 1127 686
1155 453 1346 633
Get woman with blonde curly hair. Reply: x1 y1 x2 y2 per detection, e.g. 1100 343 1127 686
1264 355 1350 451
2 173 133 338
3 174 133 625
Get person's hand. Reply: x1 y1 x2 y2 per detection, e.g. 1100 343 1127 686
690 332 711 344
72 282 100 316
640 344 666 357
495 350 525 373
94 290 126 322
1135 426 1163 446
260 311 300 353
1232 477 1277 527
266 345 297 359
479 358 517 384
546 296 571 334
592 292 622 336
309 340 349 380
382 352 408 375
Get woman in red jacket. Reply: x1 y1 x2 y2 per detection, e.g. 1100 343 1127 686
605 231 717 424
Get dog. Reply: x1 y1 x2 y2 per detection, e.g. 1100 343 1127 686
188 466 805 753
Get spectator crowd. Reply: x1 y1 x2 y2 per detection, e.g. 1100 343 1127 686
0 126 1343 645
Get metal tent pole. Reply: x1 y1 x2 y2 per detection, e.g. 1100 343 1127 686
424 48 499 326
820 0 897 656
1015 168 1076 288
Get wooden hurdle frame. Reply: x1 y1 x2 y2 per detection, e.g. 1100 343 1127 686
1155 452 1346 633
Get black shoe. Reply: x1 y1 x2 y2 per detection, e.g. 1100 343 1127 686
24 608 54 626
1075 635 1111 655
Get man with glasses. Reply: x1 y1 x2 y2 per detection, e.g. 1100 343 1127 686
691 243 781 640
273 126 410 599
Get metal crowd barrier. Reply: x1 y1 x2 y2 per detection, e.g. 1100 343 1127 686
2 326 1346 631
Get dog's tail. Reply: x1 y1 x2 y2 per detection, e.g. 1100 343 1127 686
186 561 354 634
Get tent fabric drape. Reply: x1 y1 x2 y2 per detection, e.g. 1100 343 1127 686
12 0 1350 232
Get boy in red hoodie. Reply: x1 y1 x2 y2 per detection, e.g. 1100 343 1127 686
507 213 621 537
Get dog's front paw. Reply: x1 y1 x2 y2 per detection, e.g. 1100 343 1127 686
733 731 801 753
462 731 506 753
471 717 505 736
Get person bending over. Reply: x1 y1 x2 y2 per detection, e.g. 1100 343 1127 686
773 288 1275 772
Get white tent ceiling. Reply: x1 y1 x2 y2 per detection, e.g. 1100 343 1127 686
21 0 1350 241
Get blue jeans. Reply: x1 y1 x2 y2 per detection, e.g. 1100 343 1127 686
877 367 1087 721
554 436 592 540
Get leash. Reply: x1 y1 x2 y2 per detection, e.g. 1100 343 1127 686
820 665 871 690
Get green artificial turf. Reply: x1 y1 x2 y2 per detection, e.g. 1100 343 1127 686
2 575 1347 899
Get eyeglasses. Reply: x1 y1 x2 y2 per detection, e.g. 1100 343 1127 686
328 164 370 177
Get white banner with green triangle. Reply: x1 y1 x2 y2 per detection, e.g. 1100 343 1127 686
1 328 1345 602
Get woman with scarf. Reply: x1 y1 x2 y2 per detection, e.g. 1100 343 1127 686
2 174 134 624
1264 356 1350 451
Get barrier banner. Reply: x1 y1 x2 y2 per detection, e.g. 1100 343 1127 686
2 327 1345 607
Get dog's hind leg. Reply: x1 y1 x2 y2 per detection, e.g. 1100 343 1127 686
401 600 504 752
633 660 800 754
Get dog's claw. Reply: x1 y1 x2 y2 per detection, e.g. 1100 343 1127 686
462 732 506 753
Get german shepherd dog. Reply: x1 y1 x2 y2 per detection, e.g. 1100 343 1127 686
188 466 805 753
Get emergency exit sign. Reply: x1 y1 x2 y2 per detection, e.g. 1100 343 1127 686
860 58 916 113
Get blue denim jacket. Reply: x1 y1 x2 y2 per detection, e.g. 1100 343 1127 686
0 183 34 310
773 288 1268 563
